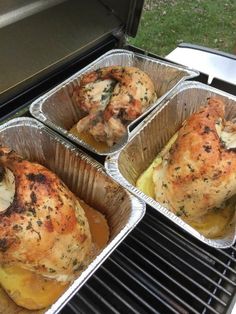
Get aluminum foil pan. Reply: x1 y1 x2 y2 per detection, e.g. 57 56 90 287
105 81 236 249
0 117 145 314
30 49 198 156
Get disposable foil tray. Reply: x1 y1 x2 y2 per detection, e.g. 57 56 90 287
30 49 198 156
105 81 236 249
0 117 145 314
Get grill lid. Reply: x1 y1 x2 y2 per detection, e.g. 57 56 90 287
0 0 144 104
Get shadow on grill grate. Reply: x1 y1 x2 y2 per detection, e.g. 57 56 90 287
61 206 236 314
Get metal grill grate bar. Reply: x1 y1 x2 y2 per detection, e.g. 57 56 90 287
92 274 140 314
136 224 232 297
115 243 223 314
65 302 83 314
146 212 236 272
66 294 97 314
217 249 236 263
127 234 227 306
104 258 183 314
83 283 121 313
141 218 235 286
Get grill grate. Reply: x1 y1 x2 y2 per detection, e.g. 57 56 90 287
61 206 235 314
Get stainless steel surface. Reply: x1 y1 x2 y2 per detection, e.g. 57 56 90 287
30 48 198 156
166 46 236 85
0 0 66 28
105 81 236 248
0 117 145 314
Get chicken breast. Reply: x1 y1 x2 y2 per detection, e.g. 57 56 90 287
0 147 92 282
153 98 236 220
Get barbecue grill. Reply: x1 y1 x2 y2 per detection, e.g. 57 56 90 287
0 1 235 313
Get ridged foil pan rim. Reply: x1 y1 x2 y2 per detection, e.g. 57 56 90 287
0 117 146 314
105 81 236 249
29 49 199 156
128 80 236 140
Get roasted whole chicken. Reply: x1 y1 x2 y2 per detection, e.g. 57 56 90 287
153 97 236 221
0 146 92 282
73 66 156 146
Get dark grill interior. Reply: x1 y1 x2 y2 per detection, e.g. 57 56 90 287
61 206 236 314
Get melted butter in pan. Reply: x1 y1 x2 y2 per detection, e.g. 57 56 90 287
70 124 109 152
80 199 109 250
187 200 235 238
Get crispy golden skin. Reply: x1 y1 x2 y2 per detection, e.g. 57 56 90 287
73 66 156 146
0 147 92 282
153 98 236 220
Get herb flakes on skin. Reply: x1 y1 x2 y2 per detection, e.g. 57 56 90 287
203 144 212 153
176 206 188 217
187 164 195 172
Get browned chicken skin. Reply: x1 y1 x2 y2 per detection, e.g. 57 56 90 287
153 98 236 220
0 147 92 282
73 66 156 146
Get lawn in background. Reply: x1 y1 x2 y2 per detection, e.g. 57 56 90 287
129 0 236 57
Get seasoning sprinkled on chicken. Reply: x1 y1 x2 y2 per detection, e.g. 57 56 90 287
73 66 156 146
0 146 92 282
153 98 236 220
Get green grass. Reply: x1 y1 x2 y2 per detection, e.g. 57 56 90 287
129 0 236 57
